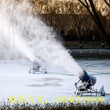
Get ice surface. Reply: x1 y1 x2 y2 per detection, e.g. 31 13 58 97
0 59 110 103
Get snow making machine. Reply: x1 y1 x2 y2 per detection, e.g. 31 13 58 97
74 70 105 96
29 61 47 74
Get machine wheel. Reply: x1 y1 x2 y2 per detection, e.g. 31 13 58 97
101 92 105 96
76 92 81 96
100 86 105 96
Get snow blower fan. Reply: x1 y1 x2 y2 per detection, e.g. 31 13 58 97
74 70 105 96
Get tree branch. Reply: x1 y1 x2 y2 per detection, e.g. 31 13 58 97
103 0 110 8
78 0 97 24
79 0 88 8
84 0 89 8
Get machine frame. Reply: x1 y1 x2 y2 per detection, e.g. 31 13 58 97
74 79 105 96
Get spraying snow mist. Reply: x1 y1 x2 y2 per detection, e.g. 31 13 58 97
0 1 83 76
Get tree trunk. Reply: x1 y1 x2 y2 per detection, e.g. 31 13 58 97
77 28 83 49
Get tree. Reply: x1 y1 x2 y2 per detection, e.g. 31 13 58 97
78 0 110 48
66 1 89 48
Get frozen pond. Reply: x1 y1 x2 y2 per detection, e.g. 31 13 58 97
0 59 110 103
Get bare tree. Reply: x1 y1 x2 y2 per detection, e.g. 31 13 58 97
78 0 110 48
66 1 89 48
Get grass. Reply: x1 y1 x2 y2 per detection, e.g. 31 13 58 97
0 102 110 110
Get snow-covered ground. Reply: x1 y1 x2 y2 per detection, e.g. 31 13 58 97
0 59 110 103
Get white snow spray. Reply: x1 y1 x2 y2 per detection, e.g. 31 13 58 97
0 1 83 76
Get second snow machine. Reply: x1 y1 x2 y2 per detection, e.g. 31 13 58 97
29 62 47 74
